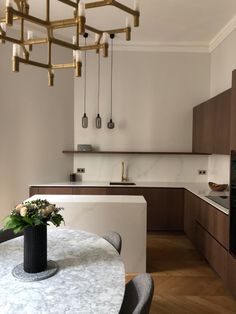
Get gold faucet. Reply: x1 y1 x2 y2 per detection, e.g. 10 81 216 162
121 161 127 182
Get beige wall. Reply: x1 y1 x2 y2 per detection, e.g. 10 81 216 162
75 51 210 152
74 50 210 182
208 29 236 184
211 29 236 97
0 43 74 222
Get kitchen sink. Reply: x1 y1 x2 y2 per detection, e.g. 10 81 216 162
109 182 136 186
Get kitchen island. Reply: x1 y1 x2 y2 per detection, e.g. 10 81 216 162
26 194 147 273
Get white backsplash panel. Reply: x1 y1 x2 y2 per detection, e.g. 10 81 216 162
208 155 230 184
74 155 209 183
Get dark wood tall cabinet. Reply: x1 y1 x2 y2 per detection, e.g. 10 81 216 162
192 88 231 154
192 99 214 154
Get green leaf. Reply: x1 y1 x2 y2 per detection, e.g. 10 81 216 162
22 216 33 225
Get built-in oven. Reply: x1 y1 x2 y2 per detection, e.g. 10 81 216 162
230 151 236 256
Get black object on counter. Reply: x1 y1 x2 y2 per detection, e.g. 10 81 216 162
70 173 77 182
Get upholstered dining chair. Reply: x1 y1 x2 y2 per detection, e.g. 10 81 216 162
102 231 122 254
119 273 154 314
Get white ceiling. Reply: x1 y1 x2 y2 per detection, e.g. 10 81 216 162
1 0 236 47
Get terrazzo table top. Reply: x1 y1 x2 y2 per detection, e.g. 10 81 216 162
0 229 125 314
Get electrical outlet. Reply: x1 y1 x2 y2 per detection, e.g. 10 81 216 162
77 168 85 173
198 170 207 175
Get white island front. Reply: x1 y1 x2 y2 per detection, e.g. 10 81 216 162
26 194 147 273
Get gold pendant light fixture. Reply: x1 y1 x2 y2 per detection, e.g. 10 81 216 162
0 0 140 86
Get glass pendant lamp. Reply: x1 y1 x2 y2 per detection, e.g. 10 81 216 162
96 50 102 129
82 33 88 128
107 34 115 129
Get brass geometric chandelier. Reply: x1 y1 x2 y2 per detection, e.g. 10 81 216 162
0 0 140 86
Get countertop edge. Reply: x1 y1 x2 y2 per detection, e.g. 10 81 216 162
29 182 229 215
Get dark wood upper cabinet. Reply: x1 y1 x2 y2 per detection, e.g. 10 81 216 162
214 89 231 154
192 99 214 154
192 89 231 154
230 69 236 151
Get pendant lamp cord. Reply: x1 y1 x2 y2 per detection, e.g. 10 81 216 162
84 37 87 114
97 51 100 114
110 36 114 119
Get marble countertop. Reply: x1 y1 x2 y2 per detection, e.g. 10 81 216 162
27 194 146 204
0 229 125 314
30 181 229 215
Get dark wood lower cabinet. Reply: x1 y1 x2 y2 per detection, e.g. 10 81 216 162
196 197 229 249
72 187 108 195
185 191 231 294
195 222 228 282
30 186 73 195
108 187 184 231
29 186 184 232
228 254 236 298
184 191 198 244
29 184 236 297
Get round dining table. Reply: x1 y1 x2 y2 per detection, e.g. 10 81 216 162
0 229 125 314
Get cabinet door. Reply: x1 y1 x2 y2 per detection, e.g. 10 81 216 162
72 187 108 195
192 100 214 153
109 187 184 231
192 89 231 154
196 198 229 249
29 187 39 197
143 188 184 232
195 222 228 282
184 191 198 244
213 89 230 154
228 253 236 298
37 187 73 194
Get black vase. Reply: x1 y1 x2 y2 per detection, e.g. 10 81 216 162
24 224 47 273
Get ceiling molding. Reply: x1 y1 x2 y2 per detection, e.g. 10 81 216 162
113 41 209 53
209 15 236 53
8 13 236 55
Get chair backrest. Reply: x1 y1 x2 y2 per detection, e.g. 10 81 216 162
0 229 22 243
102 231 122 254
119 273 154 314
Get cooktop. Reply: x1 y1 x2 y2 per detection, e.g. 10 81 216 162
206 195 229 209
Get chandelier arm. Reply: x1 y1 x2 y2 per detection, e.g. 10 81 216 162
0 16 19 23
51 37 77 50
14 0 21 11
76 3 79 46
0 34 21 44
85 25 102 35
17 57 50 69
112 0 139 16
24 38 48 45
85 1 113 9
7 7 49 26
48 41 52 67
52 63 75 69
57 0 78 9
20 1 24 42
